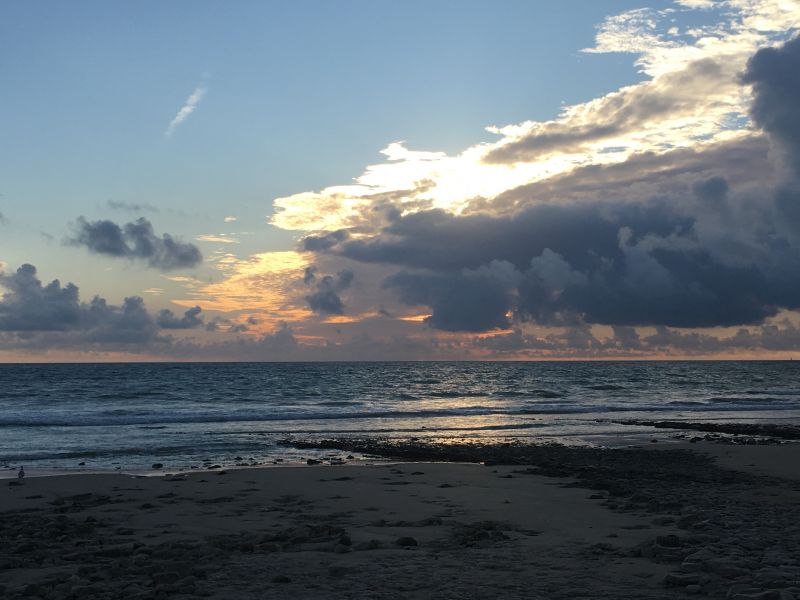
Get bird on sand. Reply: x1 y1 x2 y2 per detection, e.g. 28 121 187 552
18 466 25 482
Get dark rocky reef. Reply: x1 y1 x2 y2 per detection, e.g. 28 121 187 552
615 420 800 441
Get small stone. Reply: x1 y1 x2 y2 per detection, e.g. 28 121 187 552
328 565 349 578
664 572 699 587
395 536 418 547
152 463 163 469
23 583 43 596
686 584 702 594
354 539 381 551
656 534 682 548
152 572 180 585
272 575 291 583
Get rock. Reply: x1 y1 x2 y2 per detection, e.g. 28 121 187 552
354 539 381 551
656 534 682 548
707 558 749 579
22 583 44 596
72 585 104 599
665 572 700 587
395 536 418 547
328 565 349 578
306 459 321 465
152 463 164 469
151 571 180 585
686 584 703 594
729 592 781 600
272 575 291 583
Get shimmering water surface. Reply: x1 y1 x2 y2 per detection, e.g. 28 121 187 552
2 362 799 473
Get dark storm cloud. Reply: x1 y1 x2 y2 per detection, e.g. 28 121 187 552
304 268 354 315
743 36 800 232
299 38 800 333
0 264 159 345
692 176 729 206
301 230 349 252
155 305 204 329
384 262 517 332
303 266 317 284
478 136 773 217
743 36 800 173
68 217 202 271
327 197 789 330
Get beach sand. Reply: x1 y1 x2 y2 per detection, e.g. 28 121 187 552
2 441 799 599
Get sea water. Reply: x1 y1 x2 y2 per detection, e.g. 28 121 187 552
2 361 799 473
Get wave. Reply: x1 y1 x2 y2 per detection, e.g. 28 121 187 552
708 396 795 404
2 395 799 429
531 389 564 398
587 384 626 391
0 405 522 427
1 440 269 462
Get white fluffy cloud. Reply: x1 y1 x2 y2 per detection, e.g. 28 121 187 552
269 0 799 234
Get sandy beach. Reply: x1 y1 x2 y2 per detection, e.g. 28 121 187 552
2 440 799 599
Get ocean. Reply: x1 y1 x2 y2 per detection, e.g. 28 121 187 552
2 361 799 474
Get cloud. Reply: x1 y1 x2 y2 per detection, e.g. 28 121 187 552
304 31 800 331
224 216 238 223
484 57 740 164
0 263 160 346
68 217 203 271
195 234 239 244
165 85 207 138
312 182 800 330
284 23 800 336
5 263 800 359
304 268 354 315
269 2 799 235
743 35 800 175
0 264 83 332
107 200 159 213
0 211 6 224
384 261 517 332
155 305 204 329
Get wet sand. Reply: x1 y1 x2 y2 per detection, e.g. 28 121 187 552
2 440 799 599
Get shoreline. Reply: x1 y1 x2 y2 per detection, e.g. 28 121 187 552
3 440 800 599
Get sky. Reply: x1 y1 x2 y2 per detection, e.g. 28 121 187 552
2 0 800 361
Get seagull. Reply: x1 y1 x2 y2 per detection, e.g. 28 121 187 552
18 466 24 482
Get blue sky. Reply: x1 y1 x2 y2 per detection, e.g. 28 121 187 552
2 1 800 360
